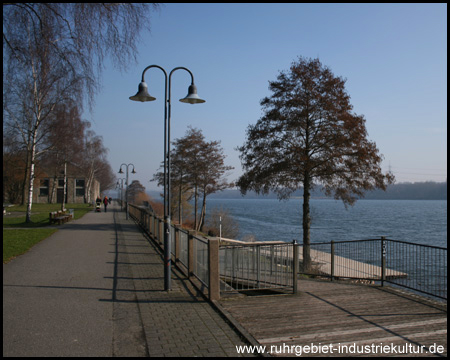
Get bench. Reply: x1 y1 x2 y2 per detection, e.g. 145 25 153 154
49 210 72 225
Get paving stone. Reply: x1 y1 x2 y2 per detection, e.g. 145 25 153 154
114 209 254 357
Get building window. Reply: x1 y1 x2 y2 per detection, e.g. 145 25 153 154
39 179 49 196
76 179 85 197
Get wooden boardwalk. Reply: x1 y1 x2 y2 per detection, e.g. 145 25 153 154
218 279 447 357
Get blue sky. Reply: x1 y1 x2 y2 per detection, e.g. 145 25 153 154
85 3 447 192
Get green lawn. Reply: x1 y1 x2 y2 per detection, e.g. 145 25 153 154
3 203 93 228
3 228 58 263
3 203 93 263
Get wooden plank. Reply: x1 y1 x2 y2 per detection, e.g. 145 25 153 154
219 279 447 357
259 318 447 344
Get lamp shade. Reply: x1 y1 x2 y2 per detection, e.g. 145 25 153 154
129 82 156 102
179 84 205 104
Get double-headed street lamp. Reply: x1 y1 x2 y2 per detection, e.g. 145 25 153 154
130 65 205 290
118 163 136 220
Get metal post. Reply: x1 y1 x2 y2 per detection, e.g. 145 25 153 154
331 240 335 282
118 164 135 220
293 240 299 294
130 65 204 291
188 231 194 278
381 236 386 286
256 245 261 288
125 170 129 220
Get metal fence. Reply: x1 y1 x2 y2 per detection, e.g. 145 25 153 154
129 205 298 296
128 204 216 296
302 238 447 300
127 205 446 300
193 236 209 287
220 242 296 293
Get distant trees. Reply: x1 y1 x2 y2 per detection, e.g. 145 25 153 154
206 207 239 239
127 180 147 204
3 3 158 221
153 126 234 232
80 127 115 200
364 181 447 200
237 57 394 270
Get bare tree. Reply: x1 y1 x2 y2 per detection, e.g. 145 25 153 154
238 57 395 270
3 3 159 108
44 103 87 209
196 139 234 232
3 3 159 222
80 128 113 203
153 126 234 232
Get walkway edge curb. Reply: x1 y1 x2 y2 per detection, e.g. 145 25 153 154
211 299 271 357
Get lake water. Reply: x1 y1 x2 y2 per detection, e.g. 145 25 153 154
207 199 447 248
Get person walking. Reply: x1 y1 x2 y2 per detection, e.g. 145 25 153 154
103 196 109 212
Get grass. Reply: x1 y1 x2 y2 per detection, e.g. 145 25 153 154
3 203 93 263
3 203 92 228
3 228 58 263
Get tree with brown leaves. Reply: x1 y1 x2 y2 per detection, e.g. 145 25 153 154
237 57 395 270
153 126 234 232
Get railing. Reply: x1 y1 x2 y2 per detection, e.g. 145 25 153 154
128 204 220 300
127 205 446 301
127 204 297 298
302 238 447 300
220 241 297 293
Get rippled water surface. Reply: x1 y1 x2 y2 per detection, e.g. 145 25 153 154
207 199 447 248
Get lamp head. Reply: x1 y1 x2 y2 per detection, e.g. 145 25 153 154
131 169 136 174
129 82 156 102
179 84 205 104
118 168 124 174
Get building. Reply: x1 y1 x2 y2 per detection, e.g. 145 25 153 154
34 175 100 204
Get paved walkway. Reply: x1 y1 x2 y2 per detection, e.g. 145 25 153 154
3 203 254 357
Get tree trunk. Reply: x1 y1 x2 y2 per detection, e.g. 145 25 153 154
85 162 95 204
198 193 207 232
61 160 67 210
25 141 37 223
50 176 57 203
302 173 312 271
21 144 31 206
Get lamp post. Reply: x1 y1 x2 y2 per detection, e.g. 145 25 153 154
130 65 205 290
118 163 136 220
116 178 126 210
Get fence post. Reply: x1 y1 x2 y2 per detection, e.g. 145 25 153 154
188 231 195 278
208 239 220 301
331 240 335 282
175 228 180 264
293 240 299 294
256 245 261 288
159 219 164 245
381 236 386 287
